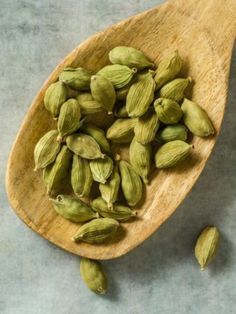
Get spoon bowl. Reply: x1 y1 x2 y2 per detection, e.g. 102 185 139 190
6 0 236 259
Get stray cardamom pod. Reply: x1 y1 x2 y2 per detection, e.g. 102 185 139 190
99 165 120 208
59 67 91 90
81 123 111 154
109 46 154 69
51 195 97 222
106 118 136 143
182 98 215 137
160 77 192 103
134 109 159 144
80 258 107 294
90 156 113 184
44 81 67 118
157 124 188 142
126 71 156 117
92 197 136 222
129 138 152 184
73 217 119 243
57 98 81 139
76 92 104 115
154 50 182 89
71 155 93 198
90 75 116 114
45 146 72 195
34 130 61 170
119 160 143 207
155 140 192 168
97 64 137 89
195 226 220 270
66 133 105 159
154 98 183 124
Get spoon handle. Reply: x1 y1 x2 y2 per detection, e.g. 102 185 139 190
174 0 236 69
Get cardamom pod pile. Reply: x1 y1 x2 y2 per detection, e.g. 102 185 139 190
34 47 215 294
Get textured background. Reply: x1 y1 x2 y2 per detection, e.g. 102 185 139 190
1 1 236 313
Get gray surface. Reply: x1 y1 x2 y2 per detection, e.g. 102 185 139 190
0 0 236 313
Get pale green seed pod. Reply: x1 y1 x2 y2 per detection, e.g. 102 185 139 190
66 134 105 159
73 218 119 243
57 98 81 139
134 109 160 144
109 46 154 69
154 98 183 124
76 93 104 115
159 77 191 103
90 75 116 114
157 124 188 142
59 67 91 90
34 130 61 170
119 160 143 207
99 166 120 208
80 258 108 294
129 138 152 184
155 140 193 168
90 156 113 184
195 226 220 270
71 155 93 198
106 118 136 143
97 64 137 89
51 195 98 223
154 50 183 89
81 123 111 154
92 197 136 222
44 81 67 118
127 71 156 117
182 98 215 137
45 146 72 195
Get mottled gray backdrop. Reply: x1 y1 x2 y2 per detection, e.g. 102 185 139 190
0 1 236 313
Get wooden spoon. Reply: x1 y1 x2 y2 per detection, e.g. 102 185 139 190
6 0 236 260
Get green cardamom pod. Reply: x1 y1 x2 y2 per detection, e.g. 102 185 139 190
157 124 188 142
44 81 67 118
45 146 72 195
195 226 220 270
90 75 116 114
57 98 81 139
34 130 61 170
126 71 156 117
106 118 136 143
116 85 130 100
59 67 91 90
99 165 120 208
92 197 136 222
134 109 159 144
76 92 104 115
90 156 113 184
154 51 182 89
97 64 137 89
80 258 107 294
109 46 154 69
182 98 215 137
129 138 152 184
51 195 98 222
81 123 111 154
71 155 93 198
159 77 191 103
66 134 105 159
73 217 119 243
114 104 129 118
119 160 143 207
154 98 183 124
155 140 192 168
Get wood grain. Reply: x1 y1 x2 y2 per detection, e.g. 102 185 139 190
6 0 236 260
